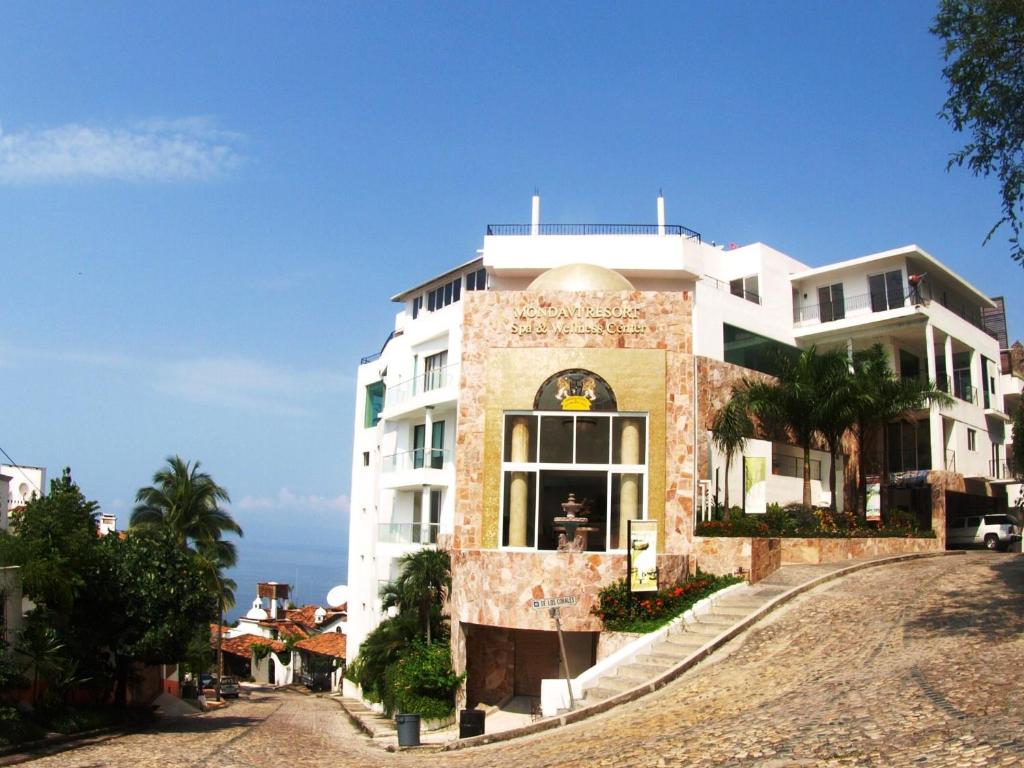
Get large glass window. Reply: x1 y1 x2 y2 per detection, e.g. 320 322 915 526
817 283 845 322
869 270 905 313
500 412 647 552
423 351 448 392
723 324 799 376
364 381 385 427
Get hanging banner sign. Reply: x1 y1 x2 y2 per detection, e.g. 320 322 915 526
628 519 658 593
743 456 767 515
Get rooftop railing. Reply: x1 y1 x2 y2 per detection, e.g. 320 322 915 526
701 275 762 305
486 223 701 242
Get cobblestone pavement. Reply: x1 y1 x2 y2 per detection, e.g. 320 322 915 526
20 553 1024 767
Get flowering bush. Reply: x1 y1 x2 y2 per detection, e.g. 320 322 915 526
591 573 742 633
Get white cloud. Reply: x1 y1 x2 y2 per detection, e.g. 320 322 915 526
236 488 349 513
0 117 243 183
155 356 350 417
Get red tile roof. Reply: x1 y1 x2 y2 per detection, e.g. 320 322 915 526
214 633 286 660
294 632 347 659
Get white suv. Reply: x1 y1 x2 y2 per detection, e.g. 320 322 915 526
947 514 1021 551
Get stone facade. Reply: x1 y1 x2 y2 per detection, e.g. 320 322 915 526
451 288 696 684
780 536 942 564
690 536 782 584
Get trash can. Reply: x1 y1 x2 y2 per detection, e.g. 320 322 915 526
395 713 421 747
459 708 485 738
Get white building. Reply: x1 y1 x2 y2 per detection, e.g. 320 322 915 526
1 464 46 528
345 197 1013 700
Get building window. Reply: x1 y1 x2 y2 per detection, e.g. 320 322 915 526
426 277 462 313
886 420 932 472
723 324 799 377
466 267 487 291
362 452 370 467
729 274 760 304
413 421 445 469
499 411 647 552
422 351 448 392
868 270 904 313
412 296 423 319
817 283 845 322
364 381 385 427
771 453 822 481
967 429 977 451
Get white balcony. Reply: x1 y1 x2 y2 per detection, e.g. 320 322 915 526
380 363 459 420
379 448 451 490
377 522 440 546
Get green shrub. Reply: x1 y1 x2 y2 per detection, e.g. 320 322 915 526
696 506 934 538
387 641 463 719
0 706 45 746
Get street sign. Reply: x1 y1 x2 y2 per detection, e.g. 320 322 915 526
531 595 577 610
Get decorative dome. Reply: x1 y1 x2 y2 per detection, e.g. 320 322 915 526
245 597 269 621
527 263 634 292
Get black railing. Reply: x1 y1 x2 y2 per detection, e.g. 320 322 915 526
486 223 701 242
360 330 397 365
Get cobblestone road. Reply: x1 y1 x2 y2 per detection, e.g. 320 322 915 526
20 553 1024 767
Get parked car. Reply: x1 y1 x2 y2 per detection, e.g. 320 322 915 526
217 676 241 698
947 514 1021 551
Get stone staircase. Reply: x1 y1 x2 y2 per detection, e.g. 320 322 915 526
579 583 788 705
339 697 397 740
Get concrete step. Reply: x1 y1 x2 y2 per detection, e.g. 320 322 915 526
712 604 761 616
625 660 678 677
686 613 737 627
581 686 620 702
595 676 638 694
660 633 708 650
678 623 722 639
615 665 658 683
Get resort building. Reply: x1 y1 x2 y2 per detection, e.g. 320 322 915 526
345 196 1013 705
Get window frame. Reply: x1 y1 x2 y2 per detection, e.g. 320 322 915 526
498 409 649 552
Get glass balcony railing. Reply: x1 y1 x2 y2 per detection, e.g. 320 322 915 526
385 363 459 406
377 523 439 545
381 449 449 472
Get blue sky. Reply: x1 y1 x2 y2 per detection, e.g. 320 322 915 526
1 2 1020 613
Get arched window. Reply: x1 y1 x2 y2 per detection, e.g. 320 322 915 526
501 370 646 552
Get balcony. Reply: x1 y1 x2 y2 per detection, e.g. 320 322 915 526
378 522 439 546
382 448 449 472
945 450 956 473
382 362 459 418
701 275 761 305
793 291 908 326
937 375 978 406
988 460 1018 481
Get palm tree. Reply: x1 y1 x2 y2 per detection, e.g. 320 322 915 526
809 350 862 516
740 347 838 510
710 394 752 512
391 549 451 645
132 456 241 556
849 345 953 520
131 456 242 699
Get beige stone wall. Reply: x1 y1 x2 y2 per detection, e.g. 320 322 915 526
464 624 514 706
451 550 626 633
780 536 942 564
927 470 966 548
690 536 782 583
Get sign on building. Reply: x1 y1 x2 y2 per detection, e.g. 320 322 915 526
628 519 658 593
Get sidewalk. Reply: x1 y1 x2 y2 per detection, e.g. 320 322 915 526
337 550 959 752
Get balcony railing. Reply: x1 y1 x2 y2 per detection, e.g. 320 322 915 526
485 223 701 242
988 460 1017 480
382 449 449 472
378 522 440 545
385 362 459 406
700 275 762 305
936 375 979 406
793 291 905 325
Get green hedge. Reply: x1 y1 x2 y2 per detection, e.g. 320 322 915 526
695 504 935 539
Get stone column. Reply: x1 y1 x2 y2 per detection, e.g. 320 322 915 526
509 417 530 547
618 419 640 546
